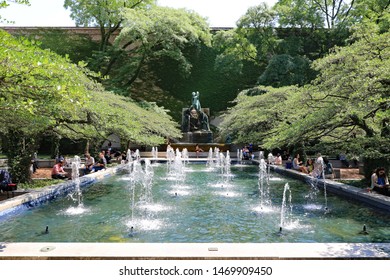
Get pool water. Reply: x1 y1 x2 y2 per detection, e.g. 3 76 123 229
1 164 390 243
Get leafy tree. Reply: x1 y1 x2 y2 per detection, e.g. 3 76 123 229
0 29 180 182
264 28 390 177
219 24 389 178
64 0 154 52
213 3 277 75
352 0 390 33
219 85 298 145
274 0 324 29
311 0 356 29
258 54 315 87
108 6 211 92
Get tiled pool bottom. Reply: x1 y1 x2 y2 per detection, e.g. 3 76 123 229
1 242 390 259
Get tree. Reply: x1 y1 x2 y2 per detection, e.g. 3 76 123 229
64 0 154 52
258 54 315 87
263 28 390 177
274 0 324 29
0 29 180 182
219 85 298 145
352 0 390 33
213 3 277 75
219 24 389 177
108 6 211 91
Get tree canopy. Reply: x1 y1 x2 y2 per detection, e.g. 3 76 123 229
220 26 390 163
0 29 180 181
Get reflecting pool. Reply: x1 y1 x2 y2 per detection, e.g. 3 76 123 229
1 164 390 243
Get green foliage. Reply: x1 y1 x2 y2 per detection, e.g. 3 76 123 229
64 0 155 52
219 26 389 174
214 3 277 76
24 28 100 64
275 0 324 28
19 179 64 190
64 0 154 27
258 54 316 87
212 30 257 75
352 0 390 33
105 6 211 94
0 30 181 181
219 85 298 145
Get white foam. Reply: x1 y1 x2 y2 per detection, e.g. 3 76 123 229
137 204 171 212
62 205 90 216
126 219 164 231
253 206 275 213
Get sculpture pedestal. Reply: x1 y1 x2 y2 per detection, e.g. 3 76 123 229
181 131 213 143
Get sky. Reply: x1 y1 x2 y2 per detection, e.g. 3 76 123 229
0 0 277 27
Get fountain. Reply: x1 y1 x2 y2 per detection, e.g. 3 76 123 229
182 148 189 165
64 156 88 215
206 147 214 168
258 159 271 210
279 183 293 231
2 163 390 244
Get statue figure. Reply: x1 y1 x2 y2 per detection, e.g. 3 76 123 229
182 91 210 132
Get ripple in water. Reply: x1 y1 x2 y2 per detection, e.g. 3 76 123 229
209 183 235 189
168 190 191 196
214 191 241 198
138 204 171 212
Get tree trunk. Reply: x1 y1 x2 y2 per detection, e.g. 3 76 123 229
2 130 39 183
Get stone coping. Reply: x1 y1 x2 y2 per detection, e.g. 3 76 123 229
264 163 390 212
0 242 389 259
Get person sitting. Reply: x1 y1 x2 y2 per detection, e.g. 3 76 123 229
323 157 334 179
102 150 111 164
195 144 203 158
370 167 389 195
0 169 17 196
274 153 282 165
242 146 250 160
292 154 308 173
84 153 95 174
306 158 315 174
51 159 68 179
92 152 107 172
285 157 293 169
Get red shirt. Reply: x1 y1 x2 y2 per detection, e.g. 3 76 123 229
51 163 65 175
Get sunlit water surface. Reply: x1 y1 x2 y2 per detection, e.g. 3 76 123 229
1 164 390 243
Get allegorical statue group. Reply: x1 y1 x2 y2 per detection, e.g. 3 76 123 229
182 91 210 132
